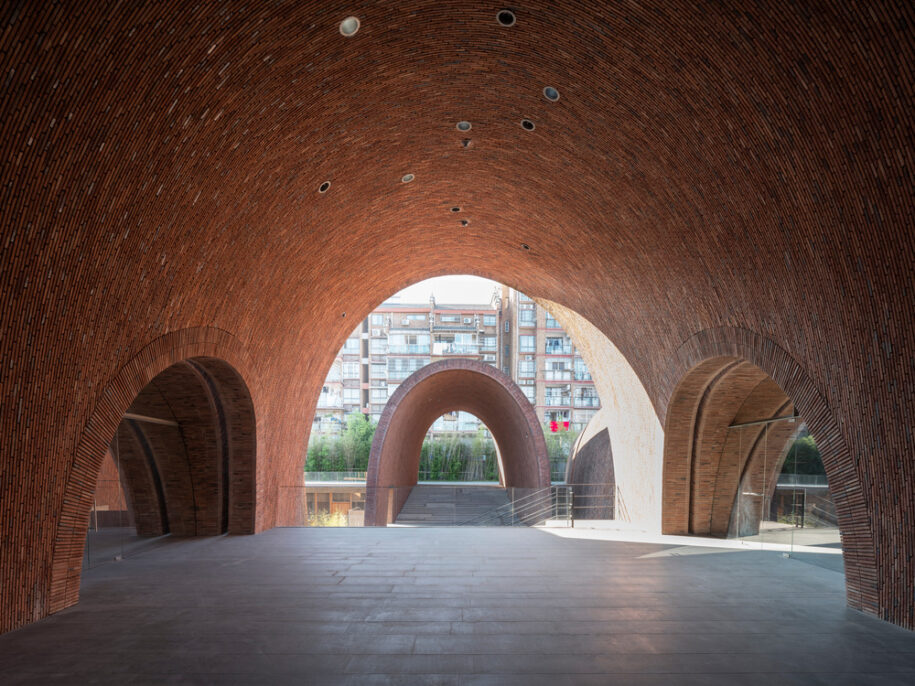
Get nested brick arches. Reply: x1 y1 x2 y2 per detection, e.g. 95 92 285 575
662 327 875 618
364 359 551 526
49 328 258 615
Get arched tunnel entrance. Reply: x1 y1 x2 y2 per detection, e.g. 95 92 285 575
662 354 845 565
103 358 256 538
63 353 257 602
364 359 550 525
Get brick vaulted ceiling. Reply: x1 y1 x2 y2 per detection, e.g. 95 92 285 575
0 2 912 631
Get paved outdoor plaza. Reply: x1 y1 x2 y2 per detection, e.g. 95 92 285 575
1 527 913 684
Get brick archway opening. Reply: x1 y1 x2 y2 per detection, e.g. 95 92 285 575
104 358 256 539
364 359 550 525
48 330 258 619
662 356 801 538
663 328 877 621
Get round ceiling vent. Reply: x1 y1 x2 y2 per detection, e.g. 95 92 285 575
401 173 415 183
339 17 360 37
521 119 535 131
318 181 331 193
456 121 472 132
543 86 560 102
497 10 516 27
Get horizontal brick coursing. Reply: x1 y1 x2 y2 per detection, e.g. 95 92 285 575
0 3 912 631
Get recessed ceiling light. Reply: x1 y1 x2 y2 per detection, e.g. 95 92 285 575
451 207 461 213
401 173 415 183
461 138 472 148
521 243 530 250
543 86 560 102
319 181 331 193
497 9 516 27
456 121 472 132
521 119 535 131
460 220 469 227
339 17 360 37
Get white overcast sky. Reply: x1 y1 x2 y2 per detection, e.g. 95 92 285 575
387 275 502 305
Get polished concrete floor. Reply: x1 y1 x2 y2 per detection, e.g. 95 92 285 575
1 527 914 684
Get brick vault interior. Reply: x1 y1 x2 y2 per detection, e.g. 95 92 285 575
0 2 913 633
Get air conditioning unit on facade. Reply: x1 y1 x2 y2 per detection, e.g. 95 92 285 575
463 317 472 324
526 355 533 360
371 328 380 336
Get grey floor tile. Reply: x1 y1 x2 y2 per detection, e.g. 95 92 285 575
1 527 913 683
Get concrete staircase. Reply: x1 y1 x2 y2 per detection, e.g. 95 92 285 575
394 484 511 526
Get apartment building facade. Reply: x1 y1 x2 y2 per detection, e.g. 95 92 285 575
312 288 600 438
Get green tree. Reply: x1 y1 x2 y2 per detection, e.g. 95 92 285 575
542 423 580 480
781 432 824 476
306 412 376 473
340 412 375 471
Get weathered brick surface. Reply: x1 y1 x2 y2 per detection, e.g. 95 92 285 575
88 450 131 528
0 2 912 631
567 428 615 520
364 359 550 525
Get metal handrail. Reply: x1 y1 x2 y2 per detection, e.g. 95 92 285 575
458 486 572 526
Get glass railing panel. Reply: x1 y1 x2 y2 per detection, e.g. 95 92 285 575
84 479 135 571
274 484 620 528
727 420 842 566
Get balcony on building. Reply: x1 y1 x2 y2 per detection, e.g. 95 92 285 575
387 344 431 354
543 368 572 381
544 341 572 355
316 391 343 409
433 322 479 332
433 343 480 355
543 314 562 329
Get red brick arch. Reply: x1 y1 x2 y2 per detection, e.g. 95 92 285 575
364 359 550 526
662 327 875 619
48 328 259 617
1 1 913 633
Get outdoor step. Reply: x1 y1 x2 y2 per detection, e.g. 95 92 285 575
394 485 512 526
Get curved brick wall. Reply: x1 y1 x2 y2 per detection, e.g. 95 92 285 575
540 299 665 529
0 2 913 631
567 428 615 520
663 357 795 537
47 332 258 619
364 359 550 526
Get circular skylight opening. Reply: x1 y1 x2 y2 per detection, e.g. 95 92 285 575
497 10 516 27
339 17 360 37
401 173 415 183
521 119 535 131
543 86 560 102
318 181 331 193
456 121 472 132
